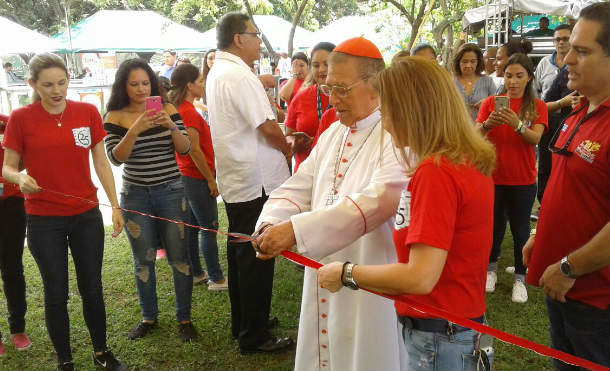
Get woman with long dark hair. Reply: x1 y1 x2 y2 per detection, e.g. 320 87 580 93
279 52 309 107
169 63 227 291
494 39 533 93
104 58 198 341
2 52 126 371
477 53 548 302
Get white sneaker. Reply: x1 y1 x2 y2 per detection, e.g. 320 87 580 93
486 271 497 293
208 279 228 291
193 271 209 285
512 279 528 303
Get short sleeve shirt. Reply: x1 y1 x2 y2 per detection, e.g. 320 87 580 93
393 157 494 319
526 99 610 309
477 96 548 185
0 114 22 199
205 51 290 203
176 100 215 179
2 100 105 215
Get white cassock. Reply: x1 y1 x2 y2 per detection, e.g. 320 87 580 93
257 110 409 371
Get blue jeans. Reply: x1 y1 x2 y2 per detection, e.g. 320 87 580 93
120 180 193 322
489 184 537 275
27 207 107 362
182 176 224 282
402 326 482 371
546 297 609 370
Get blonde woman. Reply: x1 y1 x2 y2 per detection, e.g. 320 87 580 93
318 57 496 371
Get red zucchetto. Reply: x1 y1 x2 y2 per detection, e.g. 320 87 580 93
333 37 383 59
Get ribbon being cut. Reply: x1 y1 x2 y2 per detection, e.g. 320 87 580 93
39 187 608 371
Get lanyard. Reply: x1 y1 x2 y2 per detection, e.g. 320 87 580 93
316 86 323 123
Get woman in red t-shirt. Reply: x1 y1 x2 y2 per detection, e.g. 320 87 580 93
279 52 309 107
476 53 548 303
284 42 335 172
169 63 227 291
318 57 497 371
2 53 126 370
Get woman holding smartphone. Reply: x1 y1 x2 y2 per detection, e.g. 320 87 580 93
318 57 496 371
284 42 335 172
476 53 548 303
2 53 126 371
104 58 198 341
169 63 228 291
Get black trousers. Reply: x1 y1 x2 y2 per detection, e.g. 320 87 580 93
0 196 27 335
537 114 562 204
224 193 275 350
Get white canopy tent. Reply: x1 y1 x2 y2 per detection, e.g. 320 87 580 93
200 15 315 52
52 10 213 52
462 0 603 29
0 16 61 55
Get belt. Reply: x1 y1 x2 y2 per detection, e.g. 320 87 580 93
398 314 485 335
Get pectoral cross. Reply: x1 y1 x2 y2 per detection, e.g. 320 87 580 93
326 189 339 206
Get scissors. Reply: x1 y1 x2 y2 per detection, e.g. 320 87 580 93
229 232 264 254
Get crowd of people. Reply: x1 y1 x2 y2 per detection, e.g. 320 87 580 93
0 3 608 371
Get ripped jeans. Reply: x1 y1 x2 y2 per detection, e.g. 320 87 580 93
120 179 193 322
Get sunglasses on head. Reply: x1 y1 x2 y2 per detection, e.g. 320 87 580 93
548 104 589 156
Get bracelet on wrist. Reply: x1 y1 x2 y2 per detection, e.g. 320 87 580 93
170 125 178 132
341 261 351 284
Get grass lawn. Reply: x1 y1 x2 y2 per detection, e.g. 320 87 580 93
0 204 552 370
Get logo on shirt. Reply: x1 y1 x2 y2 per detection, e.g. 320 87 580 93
561 123 569 132
394 189 411 230
575 140 600 163
72 127 91 149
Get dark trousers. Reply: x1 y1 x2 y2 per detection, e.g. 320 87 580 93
0 196 27 335
27 207 107 362
537 114 562 204
489 184 536 275
224 193 275 350
546 297 610 370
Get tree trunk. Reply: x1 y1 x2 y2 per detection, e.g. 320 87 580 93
288 0 309 56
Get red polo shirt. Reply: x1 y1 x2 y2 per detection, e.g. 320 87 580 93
477 96 548 185
0 114 22 199
526 99 610 310
393 157 494 319
175 100 215 179
2 100 105 216
284 84 330 171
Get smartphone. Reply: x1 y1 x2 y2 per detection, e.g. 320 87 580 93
145 96 162 117
494 96 509 112
286 132 311 139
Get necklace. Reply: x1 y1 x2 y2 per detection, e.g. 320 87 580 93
326 121 379 205
50 104 67 127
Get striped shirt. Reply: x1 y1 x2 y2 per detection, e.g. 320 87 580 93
104 113 189 186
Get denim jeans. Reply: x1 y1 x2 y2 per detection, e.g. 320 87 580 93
27 207 107 362
182 176 224 282
546 297 610 370
489 184 537 275
402 326 481 371
0 196 27 335
120 179 193 322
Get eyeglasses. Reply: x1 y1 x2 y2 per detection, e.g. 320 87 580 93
240 32 261 38
553 37 570 43
548 104 588 155
319 80 364 97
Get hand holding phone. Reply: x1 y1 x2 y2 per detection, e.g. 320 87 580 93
494 96 509 112
145 96 162 117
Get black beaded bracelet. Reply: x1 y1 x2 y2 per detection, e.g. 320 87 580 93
341 261 351 284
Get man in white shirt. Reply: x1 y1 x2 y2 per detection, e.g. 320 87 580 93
205 12 293 354
255 37 408 371
277 51 292 80
161 50 177 79
534 24 572 98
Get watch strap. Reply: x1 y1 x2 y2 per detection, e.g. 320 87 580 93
560 256 578 279
344 263 359 290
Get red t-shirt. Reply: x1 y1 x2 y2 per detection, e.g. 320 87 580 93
175 101 215 179
477 96 548 185
0 114 22 200
393 157 494 319
2 100 106 216
526 99 610 310
280 78 304 106
284 84 330 171
312 108 338 149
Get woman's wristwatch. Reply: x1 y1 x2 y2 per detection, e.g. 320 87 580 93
515 121 526 135
342 263 359 290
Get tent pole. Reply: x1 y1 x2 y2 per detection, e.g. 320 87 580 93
63 0 77 76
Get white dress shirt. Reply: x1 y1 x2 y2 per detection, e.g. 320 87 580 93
206 50 290 203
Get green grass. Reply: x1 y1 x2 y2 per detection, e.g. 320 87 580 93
0 205 552 370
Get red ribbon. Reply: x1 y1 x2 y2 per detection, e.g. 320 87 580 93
39 188 609 371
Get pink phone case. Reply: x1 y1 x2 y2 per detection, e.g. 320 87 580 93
145 96 162 116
